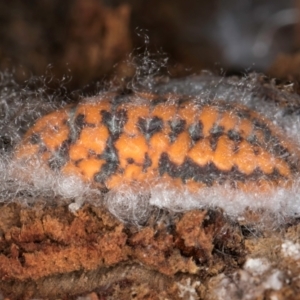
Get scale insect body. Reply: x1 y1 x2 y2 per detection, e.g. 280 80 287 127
15 91 300 193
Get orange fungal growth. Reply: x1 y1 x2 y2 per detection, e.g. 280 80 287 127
14 91 300 193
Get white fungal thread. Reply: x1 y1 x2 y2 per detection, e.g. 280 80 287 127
1 70 300 225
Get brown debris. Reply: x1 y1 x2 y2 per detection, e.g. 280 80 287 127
0 202 244 299
175 210 214 263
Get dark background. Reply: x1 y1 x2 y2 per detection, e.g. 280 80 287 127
0 0 298 89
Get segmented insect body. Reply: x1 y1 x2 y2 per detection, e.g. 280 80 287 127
15 91 300 193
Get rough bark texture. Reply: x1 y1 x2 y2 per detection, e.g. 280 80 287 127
0 202 245 299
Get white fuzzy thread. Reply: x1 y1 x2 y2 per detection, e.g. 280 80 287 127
0 71 300 225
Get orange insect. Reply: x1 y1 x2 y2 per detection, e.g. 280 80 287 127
14 91 300 193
